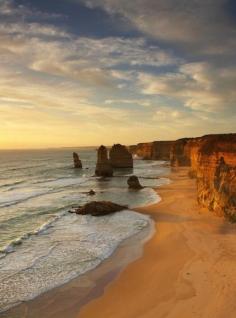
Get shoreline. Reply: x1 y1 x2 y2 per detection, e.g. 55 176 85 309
2 167 236 317
0 206 155 317
78 168 236 318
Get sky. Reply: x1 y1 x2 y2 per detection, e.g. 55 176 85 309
0 0 236 149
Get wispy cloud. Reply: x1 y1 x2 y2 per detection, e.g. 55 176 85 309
138 62 236 113
0 0 235 148
79 0 236 55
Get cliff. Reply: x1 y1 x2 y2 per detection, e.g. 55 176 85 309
171 134 236 220
129 141 174 160
110 144 133 168
170 138 193 166
152 141 174 160
129 142 153 159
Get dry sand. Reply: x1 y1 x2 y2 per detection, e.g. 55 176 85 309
2 168 236 318
79 168 236 318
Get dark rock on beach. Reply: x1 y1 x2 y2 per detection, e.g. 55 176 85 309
70 201 127 216
127 175 143 189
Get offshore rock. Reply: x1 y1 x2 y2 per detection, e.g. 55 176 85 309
95 145 113 177
72 201 127 216
73 152 82 168
110 144 133 168
127 175 143 189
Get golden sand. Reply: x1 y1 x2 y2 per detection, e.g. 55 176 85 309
3 168 236 318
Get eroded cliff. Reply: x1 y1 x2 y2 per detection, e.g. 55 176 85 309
129 141 174 160
171 134 236 220
170 138 193 166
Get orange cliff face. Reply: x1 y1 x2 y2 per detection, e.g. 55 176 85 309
129 142 153 159
152 141 174 160
129 141 174 160
170 138 193 166
171 134 236 220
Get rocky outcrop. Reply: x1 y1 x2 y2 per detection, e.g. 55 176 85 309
197 156 236 220
70 201 127 216
189 134 236 220
110 144 133 168
127 175 143 189
95 145 113 177
152 141 174 160
171 134 236 220
129 142 153 159
88 189 96 196
73 152 82 168
129 141 174 160
170 138 193 166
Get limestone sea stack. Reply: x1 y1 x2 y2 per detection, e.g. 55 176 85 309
73 152 82 168
110 144 133 168
127 175 143 189
95 145 113 177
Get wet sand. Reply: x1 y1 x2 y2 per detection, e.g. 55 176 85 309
2 168 236 318
0 213 154 318
79 168 236 318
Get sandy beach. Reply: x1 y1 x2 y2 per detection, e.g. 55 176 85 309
2 167 236 318
79 168 236 318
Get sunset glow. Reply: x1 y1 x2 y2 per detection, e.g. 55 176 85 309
0 0 235 148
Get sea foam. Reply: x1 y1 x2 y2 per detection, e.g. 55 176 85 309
0 210 150 313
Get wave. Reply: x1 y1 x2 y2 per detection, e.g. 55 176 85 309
32 176 88 188
0 210 151 313
0 177 89 208
0 164 45 173
0 180 25 189
0 189 52 208
0 213 65 256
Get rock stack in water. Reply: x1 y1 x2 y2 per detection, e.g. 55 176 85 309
95 145 113 177
73 152 82 168
127 175 143 189
110 144 133 168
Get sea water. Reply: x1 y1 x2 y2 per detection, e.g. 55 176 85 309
0 148 170 312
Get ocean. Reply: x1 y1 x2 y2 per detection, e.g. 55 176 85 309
0 148 170 312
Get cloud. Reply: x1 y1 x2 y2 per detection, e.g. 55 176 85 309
138 62 236 112
0 0 62 20
105 99 151 107
78 0 236 55
0 7 178 89
28 36 178 82
0 0 235 148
